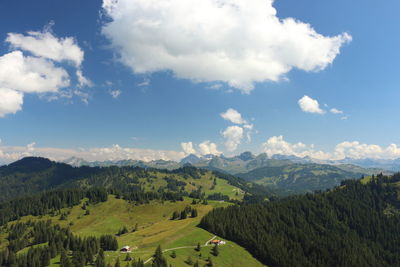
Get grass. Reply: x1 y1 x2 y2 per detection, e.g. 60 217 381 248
17 242 48 256
4 196 265 266
360 175 373 184
138 171 245 201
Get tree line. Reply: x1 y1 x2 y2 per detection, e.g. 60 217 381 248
0 188 107 226
0 220 118 267
200 174 400 267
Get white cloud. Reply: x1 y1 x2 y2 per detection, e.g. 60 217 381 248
332 141 400 160
207 84 223 90
0 51 70 94
298 95 325 114
222 125 244 152
220 108 246 124
262 135 312 157
181 142 197 155
6 29 84 67
0 51 70 117
330 108 343 114
0 27 90 117
198 141 221 155
72 89 90 104
110 89 122 99
137 78 150 87
101 0 351 93
262 135 400 160
76 70 93 88
0 88 23 117
243 123 254 142
0 143 186 164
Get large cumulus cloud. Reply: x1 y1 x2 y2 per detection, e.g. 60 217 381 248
102 0 351 93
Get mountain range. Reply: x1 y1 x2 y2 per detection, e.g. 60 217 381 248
60 152 391 194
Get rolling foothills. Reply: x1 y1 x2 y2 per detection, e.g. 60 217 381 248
0 156 399 266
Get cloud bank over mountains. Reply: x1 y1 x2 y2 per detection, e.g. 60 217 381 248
2 137 400 165
0 142 185 165
102 0 351 93
262 136 400 161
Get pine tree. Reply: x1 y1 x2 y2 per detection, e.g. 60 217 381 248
207 257 213 267
211 245 219 256
124 253 132 261
170 250 176 258
132 223 139 232
195 242 201 252
42 249 51 266
180 210 187 220
94 249 106 267
152 245 167 267
185 256 193 265
171 211 179 220
60 249 72 267
191 208 198 218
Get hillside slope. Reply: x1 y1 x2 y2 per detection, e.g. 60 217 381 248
200 173 400 267
0 193 265 267
0 157 265 202
235 163 366 195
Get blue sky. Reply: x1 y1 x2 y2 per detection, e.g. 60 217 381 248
1 0 400 163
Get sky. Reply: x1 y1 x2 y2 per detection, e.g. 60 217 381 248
1 0 400 163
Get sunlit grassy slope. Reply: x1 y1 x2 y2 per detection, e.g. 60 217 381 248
10 196 264 267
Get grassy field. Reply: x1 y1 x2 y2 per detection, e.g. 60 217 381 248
5 196 265 267
139 171 246 201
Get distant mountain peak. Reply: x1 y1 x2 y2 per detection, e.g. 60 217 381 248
180 154 201 165
238 151 255 161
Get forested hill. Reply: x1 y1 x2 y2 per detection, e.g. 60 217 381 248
0 157 266 202
235 163 367 195
200 173 400 267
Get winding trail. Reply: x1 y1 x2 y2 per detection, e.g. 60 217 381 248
143 235 221 264
204 235 217 246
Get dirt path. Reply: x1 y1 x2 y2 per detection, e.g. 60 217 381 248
204 235 217 246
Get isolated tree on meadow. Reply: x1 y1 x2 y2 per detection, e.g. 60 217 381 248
171 211 179 220
191 208 198 218
185 256 193 265
170 250 176 258
180 210 187 220
152 245 167 267
212 245 219 256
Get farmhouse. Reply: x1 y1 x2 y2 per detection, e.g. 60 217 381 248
120 246 132 252
210 240 226 245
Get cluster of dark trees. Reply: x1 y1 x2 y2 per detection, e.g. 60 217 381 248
206 193 229 201
0 220 118 267
200 174 400 267
116 226 129 236
0 188 107 225
164 177 187 191
122 190 185 204
171 206 198 220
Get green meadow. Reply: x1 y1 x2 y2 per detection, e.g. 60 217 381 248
5 196 264 266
